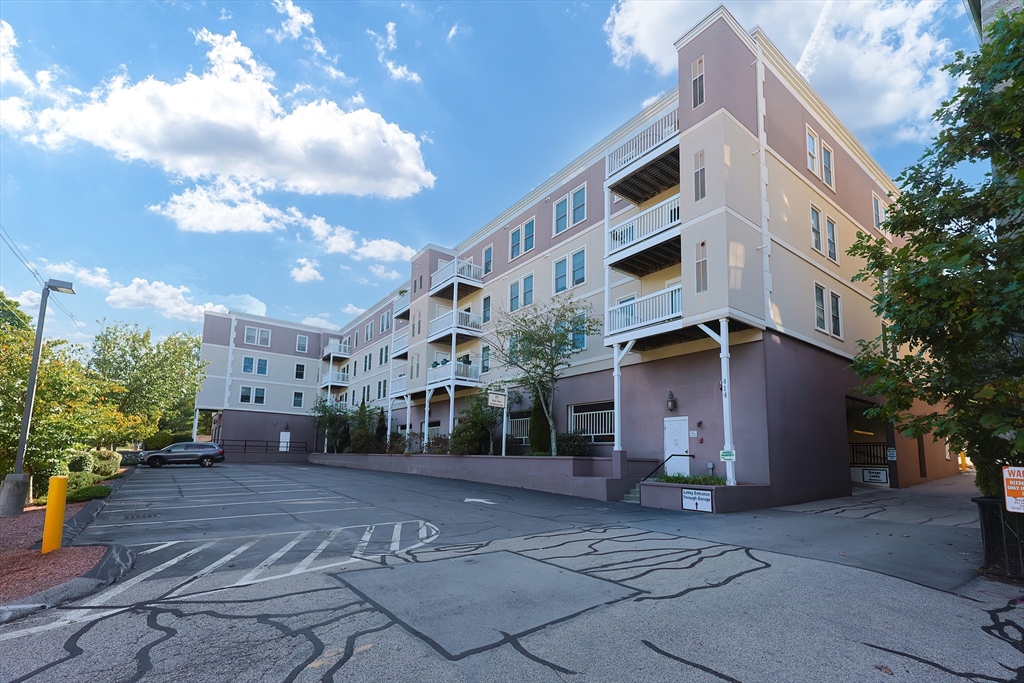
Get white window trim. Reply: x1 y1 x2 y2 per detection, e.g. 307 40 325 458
872 192 887 232
483 244 494 274
295 335 308 353
829 290 844 340
570 183 587 227
380 311 391 333
810 203 824 254
521 271 535 307
821 141 835 191
570 247 587 288
695 240 709 294
293 391 304 408
553 194 570 236
239 385 253 403
509 279 521 312
482 294 492 323
257 328 271 347
813 281 828 333
242 356 255 374
295 363 305 380
522 217 536 254
693 150 706 202
244 326 258 345
806 125 820 177
616 292 637 305
691 55 705 109
509 226 522 261
553 255 569 294
481 345 491 374
825 215 840 265
256 358 269 376
365 322 374 341
253 387 266 405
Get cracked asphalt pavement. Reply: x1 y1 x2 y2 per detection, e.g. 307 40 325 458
0 464 1020 682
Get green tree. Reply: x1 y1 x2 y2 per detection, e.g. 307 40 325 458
450 389 508 455
310 397 351 453
485 295 602 456
847 12 1024 497
528 400 550 455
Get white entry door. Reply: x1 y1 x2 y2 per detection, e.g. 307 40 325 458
663 416 690 476
279 431 291 452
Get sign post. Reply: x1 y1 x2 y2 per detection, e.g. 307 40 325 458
488 391 508 457
1004 466 1024 513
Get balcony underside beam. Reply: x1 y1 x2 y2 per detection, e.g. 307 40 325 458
609 237 682 278
608 148 680 206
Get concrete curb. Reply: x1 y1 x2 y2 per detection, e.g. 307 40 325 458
63 465 136 545
0 543 136 624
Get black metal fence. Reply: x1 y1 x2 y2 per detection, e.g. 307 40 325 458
220 440 308 453
849 442 888 467
974 496 1024 579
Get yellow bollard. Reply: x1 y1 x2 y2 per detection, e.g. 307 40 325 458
960 450 968 473
41 475 67 554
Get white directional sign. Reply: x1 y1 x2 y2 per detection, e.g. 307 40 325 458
487 393 506 408
681 488 713 512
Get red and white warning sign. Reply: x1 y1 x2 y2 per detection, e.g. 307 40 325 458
1005 466 1024 513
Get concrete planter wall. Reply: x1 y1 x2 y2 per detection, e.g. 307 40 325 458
308 452 660 502
639 481 773 513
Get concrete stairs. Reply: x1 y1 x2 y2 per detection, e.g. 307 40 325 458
621 484 641 504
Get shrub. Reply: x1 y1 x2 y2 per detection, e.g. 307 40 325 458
67 452 94 473
387 432 407 454
655 473 728 486
67 485 111 503
425 433 450 454
450 422 489 455
67 471 94 492
91 449 122 477
528 402 550 455
350 431 384 454
28 457 70 497
556 431 590 458
170 433 193 444
146 430 173 450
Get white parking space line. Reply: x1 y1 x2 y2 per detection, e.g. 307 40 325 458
89 507 372 528
105 488 312 503
107 497 343 513
165 539 262 598
127 521 427 546
289 528 342 575
353 525 376 558
236 532 310 585
138 541 180 555
419 520 430 541
390 522 404 552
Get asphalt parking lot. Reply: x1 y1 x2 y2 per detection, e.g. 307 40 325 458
0 464 1019 682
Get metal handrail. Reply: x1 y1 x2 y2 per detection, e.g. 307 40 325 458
640 453 695 482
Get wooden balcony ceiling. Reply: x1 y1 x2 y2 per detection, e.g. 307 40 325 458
431 279 482 301
611 237 682 278
609 147 679 206
630 318 751 353
427 330 480 346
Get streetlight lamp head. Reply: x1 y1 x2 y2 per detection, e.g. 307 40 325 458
45 279 75 295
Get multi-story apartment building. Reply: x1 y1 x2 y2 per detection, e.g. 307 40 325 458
196 7 958 500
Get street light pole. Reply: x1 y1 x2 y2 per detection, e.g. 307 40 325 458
0 279 75 517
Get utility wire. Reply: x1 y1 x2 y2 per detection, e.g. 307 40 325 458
0 222 87 331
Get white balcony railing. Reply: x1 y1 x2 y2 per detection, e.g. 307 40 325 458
607 194 681 255
569 409 615 439
606 286 682 336
427 361 481 385
393 290 410 314
320 370 350 387
607 109 679 177
392 332 409 356
428 309 483 337
430 258 484 289
322 340 351 357
391 375 407 395
323 395 347 408
509 417 530 443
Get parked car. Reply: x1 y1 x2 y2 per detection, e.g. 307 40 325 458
143 442 225 468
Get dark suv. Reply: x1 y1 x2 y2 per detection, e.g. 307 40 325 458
144 442 225 468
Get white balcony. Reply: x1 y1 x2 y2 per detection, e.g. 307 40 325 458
322 340 351 359
429 258 484 301
319 370 350 388
607 286 682 337
322 394 347 409
606 194 682 277
427 361 481 386
427 309 483 344
392 331 409 359
568 408 615 443
606 109 680 206
391 375 407 396
393 290 411 320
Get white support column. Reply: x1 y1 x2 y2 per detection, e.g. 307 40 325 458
449 280 459 436
604 187 612 337
699 318 736 486
424 388 434 449
612 340 636 452
191 408 199 440
405 395 412 452
386 397 394 447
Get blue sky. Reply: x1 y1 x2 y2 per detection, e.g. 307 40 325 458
0 0 978 342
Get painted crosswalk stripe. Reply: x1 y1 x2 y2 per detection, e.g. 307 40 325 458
165 539 262 598
353 525 376 558
289 529 342 575
138 541 179 556
390 522 404 552
235 532 310 585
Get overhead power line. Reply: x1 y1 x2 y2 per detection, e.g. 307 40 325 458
0 222 87 332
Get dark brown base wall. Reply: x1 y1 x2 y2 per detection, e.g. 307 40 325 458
216 409 316 462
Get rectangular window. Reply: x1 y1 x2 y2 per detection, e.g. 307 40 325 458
240 386 252 403
296 335 308 353
295 363 305 380
522 274 534 306
807 127 819 175
696 241 708 293
355 330 360 346
554 257 567 293
365 322 374 341
693 150 706 202
364 354 372 372
873 194 886 230
811 206 822 252
571 186 586 225
482 295 491 323
293 391 303 408
830 292 842 338
257 328 270 347
814 284 827 331
484 246 493 274
256 358 268 376
481 346 490 373
379 345 389 366
571 249 586 286
554 197 569 234
826 218 838 262
253 387 266 405
822 143 834 189
523 219 535 252
381 311 391 333
691 56 705 108
572 313 587 350
244 326 257 345
510 227 521 260
242 356 254 374
510 281 520 312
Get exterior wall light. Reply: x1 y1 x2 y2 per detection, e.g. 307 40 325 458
666 391 676 411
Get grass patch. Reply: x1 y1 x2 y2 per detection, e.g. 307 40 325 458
654 473 728 486
66 486 112 503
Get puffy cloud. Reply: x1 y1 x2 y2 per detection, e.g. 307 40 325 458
367 23 421 83
268 0 314 41
641 91 666 108
290 257 324 282
105 278 230 321
149 178 293 233
353 238 416 262
13 289 41 309
5 25 434 198
0 20 34 92
341 303 366 315
301 315 339 330
39 260 112 288
369 264 402 280
603 0 956 142
215 293 267 316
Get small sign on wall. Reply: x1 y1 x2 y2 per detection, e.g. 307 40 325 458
863 469 889 484
886 447 897 461
682 488 713 512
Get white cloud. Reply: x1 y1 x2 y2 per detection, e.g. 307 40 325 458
447 23 460 42
341 303 366 315
0 20 34 92
353 238 416 262
603 0 956 142
301 315 339 330
13 289 41 309
347 92 365 106
4 25 434 198
641 91 666 108
367 23 422 83
39 260 112 288
369 264 402 280
215 293 267 316
268 0 313 41
219 8 232 20
290 257 323 282
105 278 230 321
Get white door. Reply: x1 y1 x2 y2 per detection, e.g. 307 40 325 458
663 416 689 476
279 431 291 452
